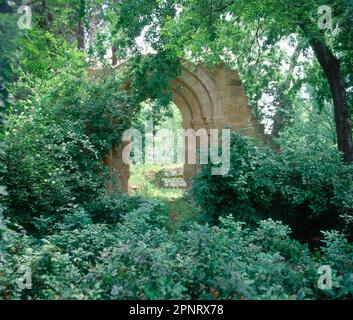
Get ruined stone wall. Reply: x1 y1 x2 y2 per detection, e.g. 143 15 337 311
106 62 265 193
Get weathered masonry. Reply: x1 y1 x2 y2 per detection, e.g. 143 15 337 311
103 62 265 193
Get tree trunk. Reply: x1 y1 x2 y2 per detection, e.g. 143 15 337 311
77 0 85 50
310 39 353 163
111 0 118 66
112 45 118 66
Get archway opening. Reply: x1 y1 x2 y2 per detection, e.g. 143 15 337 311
128 101 188 197
104 62 264 194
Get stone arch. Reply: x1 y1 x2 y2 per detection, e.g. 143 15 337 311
103 62 265 193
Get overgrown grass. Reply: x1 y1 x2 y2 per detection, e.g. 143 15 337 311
129 164 200 231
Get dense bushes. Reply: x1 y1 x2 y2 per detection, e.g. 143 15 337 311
84 195 147 225
1 197 353 300
2 71 353 298
4 105 105 231
2 63 135 232
191 133 353 240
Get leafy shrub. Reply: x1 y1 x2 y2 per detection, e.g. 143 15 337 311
3 104 106 231
0 198 169 299
169 218 317 299
191 133 274 225
2 63 135 232
2 196 352 300
53 207 93 232
191 133 353 240
84 195 144 225
318 230 353 299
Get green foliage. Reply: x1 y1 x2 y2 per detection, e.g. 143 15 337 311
319 230 353 298
170 217 317 300
111 0 353 142
0 198 169 299
127 51 182 121
4 92 105 231
191 133 274 224
0 10 18 198
191 132 353 239
15 29 85 79
1 200 353 300
3 57 135 232
84 194 145 225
